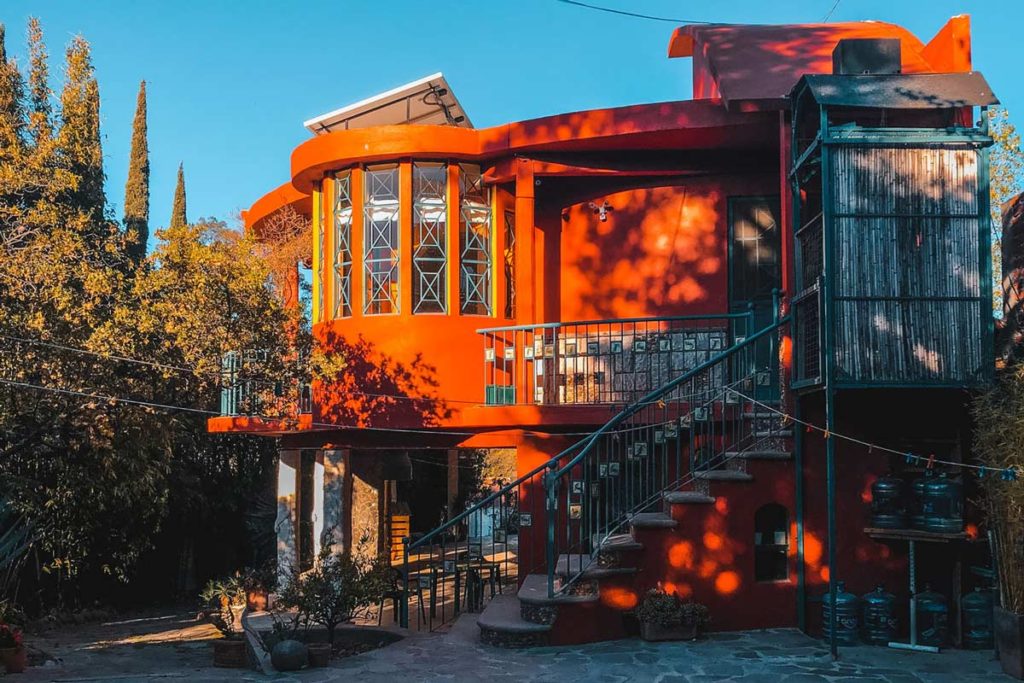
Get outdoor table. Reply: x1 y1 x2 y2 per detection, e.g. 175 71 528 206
865 527 968 653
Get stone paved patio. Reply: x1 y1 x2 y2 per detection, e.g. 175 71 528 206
17 608 1009 682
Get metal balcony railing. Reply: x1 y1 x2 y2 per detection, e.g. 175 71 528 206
219 349 311 418
477 310 756 406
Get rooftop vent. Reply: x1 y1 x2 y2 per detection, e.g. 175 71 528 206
832 38 901 76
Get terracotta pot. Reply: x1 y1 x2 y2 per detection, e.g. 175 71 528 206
1 646 28 674
307 642 332 668
212 638 248 668
995 606 1024 680
245 589 268 612
639 621 699 642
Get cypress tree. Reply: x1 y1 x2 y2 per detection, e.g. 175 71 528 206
59 34 106 225
0 23 26 152
26 17 51 143
123 80 149 263
170 163 187 229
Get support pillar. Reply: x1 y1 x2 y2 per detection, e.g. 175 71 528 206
447 449 460 521
322 449 351 556
276 450 300 586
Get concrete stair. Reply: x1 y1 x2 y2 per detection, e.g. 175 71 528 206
477 416 794 648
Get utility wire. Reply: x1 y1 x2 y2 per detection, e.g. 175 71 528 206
731 389 1021 479
1 334 198 375
822 0 841 22
554 0 714 24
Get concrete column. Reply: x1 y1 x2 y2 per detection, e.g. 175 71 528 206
350 452 383 563
447 449 460 521
312 452 326 561
276 450 300 586
321 449 350 556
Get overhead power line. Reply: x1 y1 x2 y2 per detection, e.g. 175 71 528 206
554 0 714 24
1 334 199 375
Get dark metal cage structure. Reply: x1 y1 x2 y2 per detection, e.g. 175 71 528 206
790 72 997 391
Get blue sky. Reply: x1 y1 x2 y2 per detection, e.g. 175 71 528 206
2 1 1020 251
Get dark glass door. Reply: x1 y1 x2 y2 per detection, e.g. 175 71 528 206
729 197 782 400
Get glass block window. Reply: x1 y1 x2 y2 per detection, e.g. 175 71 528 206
363 164 400 315
503 208 515 319
459 164 491 316
412 163 448 314
333 171 354 318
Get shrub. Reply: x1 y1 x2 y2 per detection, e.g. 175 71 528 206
274 537 389 645
972 366 1024 614
0 623 23 650
636 587 710 628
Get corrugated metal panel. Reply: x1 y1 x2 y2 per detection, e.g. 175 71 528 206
803 72 998 109
830 146 985 384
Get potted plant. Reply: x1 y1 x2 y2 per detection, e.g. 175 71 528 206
241 563 275 612
200 576 248 668
272 537 389 668
974 372 1024 678
0 623 27 674
635 587 709 642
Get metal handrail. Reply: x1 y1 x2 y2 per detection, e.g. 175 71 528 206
549 315 790 481
476 310 750 334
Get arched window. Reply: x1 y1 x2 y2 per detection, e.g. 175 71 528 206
754 503 789 582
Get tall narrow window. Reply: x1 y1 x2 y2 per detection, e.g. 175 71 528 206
503 208 515 319
459 164 491 316
316 186 325 323
363 164 400 315
754 503 789 582
412 163 447 313
334 171 353 318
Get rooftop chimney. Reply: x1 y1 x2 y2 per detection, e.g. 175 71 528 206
832 38 902 75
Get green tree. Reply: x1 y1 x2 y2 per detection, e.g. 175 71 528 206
123 80 149 264
170 163 187 229
58 35 106 227
989 108 1024 314
26 17 50 145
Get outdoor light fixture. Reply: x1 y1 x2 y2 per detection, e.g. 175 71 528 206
588 200 613 222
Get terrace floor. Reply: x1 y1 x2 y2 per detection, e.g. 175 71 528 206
16 607 1008 682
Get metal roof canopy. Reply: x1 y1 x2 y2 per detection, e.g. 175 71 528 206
303 73 473 135
799 72 998 109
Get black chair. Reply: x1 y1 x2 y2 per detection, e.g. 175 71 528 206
378 567 427 627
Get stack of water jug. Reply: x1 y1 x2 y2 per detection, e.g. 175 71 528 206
823 582 994 648
870 470 963 532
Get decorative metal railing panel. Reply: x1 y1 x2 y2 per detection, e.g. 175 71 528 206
479 312 754 406
219 349 311 417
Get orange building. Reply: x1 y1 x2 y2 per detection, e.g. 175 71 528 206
211 17 998 649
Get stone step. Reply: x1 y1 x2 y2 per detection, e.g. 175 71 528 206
518 573 599 607
726 450 793 460
628 512 678 529
664 491 716 505
554 554 636 580
595 533 644 553
693 469 754 482
752 429 794 438
478 594 551 648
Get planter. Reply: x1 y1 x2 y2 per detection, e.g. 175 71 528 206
639 621 699 642
307 642 332 668
1 647 28 674
245 589 268 612
270 639 308 671
995 606 1024 680
212 638 248 668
